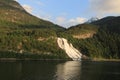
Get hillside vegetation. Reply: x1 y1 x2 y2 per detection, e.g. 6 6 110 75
0 0 68 59
67 24 98 39
67 16 120 59
0 0 120 60
0 0 64 31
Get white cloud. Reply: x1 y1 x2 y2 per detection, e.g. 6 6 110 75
22 4 33 13
54 17 86 28
65 17 86 27
90 0 120 14
69 17 86 24
55 17 66 24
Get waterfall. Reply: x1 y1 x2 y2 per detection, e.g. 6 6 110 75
57 38 82 60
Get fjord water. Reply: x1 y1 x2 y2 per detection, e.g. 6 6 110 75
0 61 120 80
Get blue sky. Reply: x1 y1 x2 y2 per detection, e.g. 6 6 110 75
16 0 120 28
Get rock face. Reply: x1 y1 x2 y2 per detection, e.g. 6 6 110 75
73 32 96 39
57 38 82 60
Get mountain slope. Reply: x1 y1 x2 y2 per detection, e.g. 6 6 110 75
92 16 120 34
0 0 64 31
67 24 98 39
0 0 69 59
67 16 120 59
1 0 120 60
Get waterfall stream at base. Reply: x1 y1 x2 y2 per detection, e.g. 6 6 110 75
57 38 82 60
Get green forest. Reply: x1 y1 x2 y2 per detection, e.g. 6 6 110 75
0 0 120 60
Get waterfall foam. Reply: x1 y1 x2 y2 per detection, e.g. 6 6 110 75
57 38 82 60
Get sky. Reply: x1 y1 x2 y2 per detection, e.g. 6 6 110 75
15 0 120 28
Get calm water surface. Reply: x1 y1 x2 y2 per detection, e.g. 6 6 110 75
0 61 120 80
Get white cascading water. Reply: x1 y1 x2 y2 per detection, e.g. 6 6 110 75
57 38 82 60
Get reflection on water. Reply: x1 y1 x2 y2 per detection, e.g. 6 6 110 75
0 61 120 80
55 61 81 80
